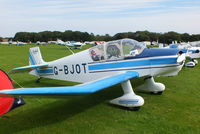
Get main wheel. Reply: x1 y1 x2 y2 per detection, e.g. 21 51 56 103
128 107 141 111
151 91 163 95
36 77 42 83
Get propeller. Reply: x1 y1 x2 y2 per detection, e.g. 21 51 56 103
177 53 186 63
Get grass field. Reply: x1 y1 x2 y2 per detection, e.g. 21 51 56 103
0 44 200 134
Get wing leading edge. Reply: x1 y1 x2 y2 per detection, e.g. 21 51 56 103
0 71 139 97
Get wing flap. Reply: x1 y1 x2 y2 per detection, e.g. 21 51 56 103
0 71 139 97
10 64 49 74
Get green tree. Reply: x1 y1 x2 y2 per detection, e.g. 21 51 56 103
13 30 200 44
180 33 190 42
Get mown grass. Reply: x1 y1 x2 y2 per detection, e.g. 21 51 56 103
0 44 199 134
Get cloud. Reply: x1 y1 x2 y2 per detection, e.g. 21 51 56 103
0 0 167 18
0 0 200 37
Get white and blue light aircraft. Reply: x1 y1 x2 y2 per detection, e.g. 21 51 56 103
56 39 84 48
66 41 85 48
0 39 186 116
167 43 200 59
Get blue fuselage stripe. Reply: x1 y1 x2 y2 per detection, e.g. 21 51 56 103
88 57 177 71
29 54 36 65
89 64 179 73
29 54 53 74
37 69 54 74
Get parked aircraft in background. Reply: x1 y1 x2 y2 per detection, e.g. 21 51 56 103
16 42 28 46
0 42 9 44
66 41 85 48
36 41 47 45
0 41 27 46
48 41 57 44
190 41 200 47
56 39 66 45
0 38 186 116
56 39 85 48
165 43 200 59
160 42 199 67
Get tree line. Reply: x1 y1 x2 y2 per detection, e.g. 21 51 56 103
111 31 200 44
2 30 200 44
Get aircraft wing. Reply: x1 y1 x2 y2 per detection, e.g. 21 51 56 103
0 71 139 97
10 64 49 74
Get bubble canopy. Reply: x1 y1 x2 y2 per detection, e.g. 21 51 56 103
89 39 146 61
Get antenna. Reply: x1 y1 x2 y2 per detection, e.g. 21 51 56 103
65 45 75 55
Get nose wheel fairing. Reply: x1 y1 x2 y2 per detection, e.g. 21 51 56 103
136 76 165 94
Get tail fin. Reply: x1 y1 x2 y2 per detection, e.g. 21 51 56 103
0 70 25 116
29 47 45 65
10 47 49 74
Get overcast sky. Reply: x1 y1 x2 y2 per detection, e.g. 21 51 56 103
0 0 200 37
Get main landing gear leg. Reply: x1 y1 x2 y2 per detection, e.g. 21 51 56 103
110 80 144 111
136 76 165 95
36 77 42 83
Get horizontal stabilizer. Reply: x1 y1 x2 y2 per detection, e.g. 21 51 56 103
0 71 139 97
10 64 49 74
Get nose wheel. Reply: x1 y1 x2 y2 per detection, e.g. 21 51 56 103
136 76 165 94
